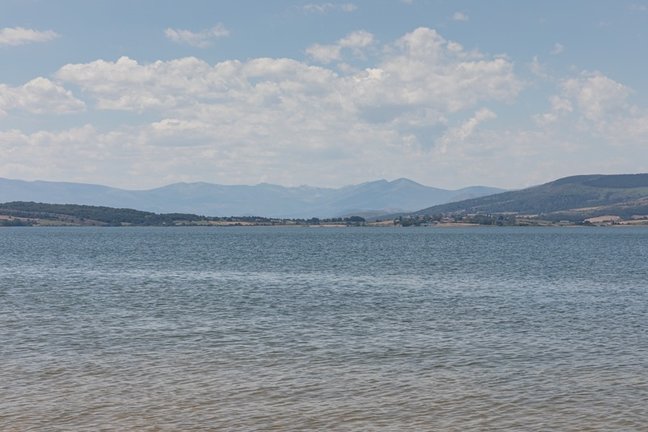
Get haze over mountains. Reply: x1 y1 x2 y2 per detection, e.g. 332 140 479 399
0 177 503 218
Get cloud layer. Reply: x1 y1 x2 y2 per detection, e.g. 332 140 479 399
58 28 519 117
1 26 647 189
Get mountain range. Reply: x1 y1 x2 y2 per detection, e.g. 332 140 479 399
409 173 648 221
0 177 504 218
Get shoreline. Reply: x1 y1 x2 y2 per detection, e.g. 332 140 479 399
2 221 647 228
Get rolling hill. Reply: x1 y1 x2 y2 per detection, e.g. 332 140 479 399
409 173 648 221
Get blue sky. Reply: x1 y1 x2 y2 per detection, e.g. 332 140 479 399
1 0 647 189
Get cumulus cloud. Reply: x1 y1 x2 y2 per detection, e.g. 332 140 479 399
0 27 59 46
165 24 229 48
5 17 648 192
302 3 357 13
370 28 520 112
3 26 647 190
0 125 104 181
452 12 469 22
57 27 520 123
0 77 85 116
563 72 630 121
305 44 342 63
533 96 572 125
2 27 527 187
526 68 648 178
339 30 374 48
533 71 632 127
56 56 216 110
437 108 496 153
306 30 374 63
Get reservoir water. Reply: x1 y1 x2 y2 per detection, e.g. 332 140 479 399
1 226 647 430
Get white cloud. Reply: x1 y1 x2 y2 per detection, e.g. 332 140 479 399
533 95 572 125
534 71 631 126
563 71 630 121
1 27 644 192
165 24 229 48
0 125 105 181
550 42 564 55
302 3 357 13
371 28 520 112
57 27 520 122
0 77 85 116
56 56 218 110
452 12 469 22
526 68 648 181
437 108 496 153
339 30 374 48
6 27 527 188
305 44 342 63
306 30 374 63
0 27 59 46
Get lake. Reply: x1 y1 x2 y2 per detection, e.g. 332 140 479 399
1 227 647 430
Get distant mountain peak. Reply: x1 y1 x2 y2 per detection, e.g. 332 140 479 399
390 178 420 185
0 176 505 218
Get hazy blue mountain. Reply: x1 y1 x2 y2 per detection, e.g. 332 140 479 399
0 177 504 218
409 173 648 220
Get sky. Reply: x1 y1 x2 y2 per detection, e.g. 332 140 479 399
1 0 648 190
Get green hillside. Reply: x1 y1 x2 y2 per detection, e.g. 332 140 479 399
0 201 368 227
411 174 648 221
0 202 206 226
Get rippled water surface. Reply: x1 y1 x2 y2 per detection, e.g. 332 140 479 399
1 227 647 431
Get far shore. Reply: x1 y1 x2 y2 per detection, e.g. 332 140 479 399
3 219 648 228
